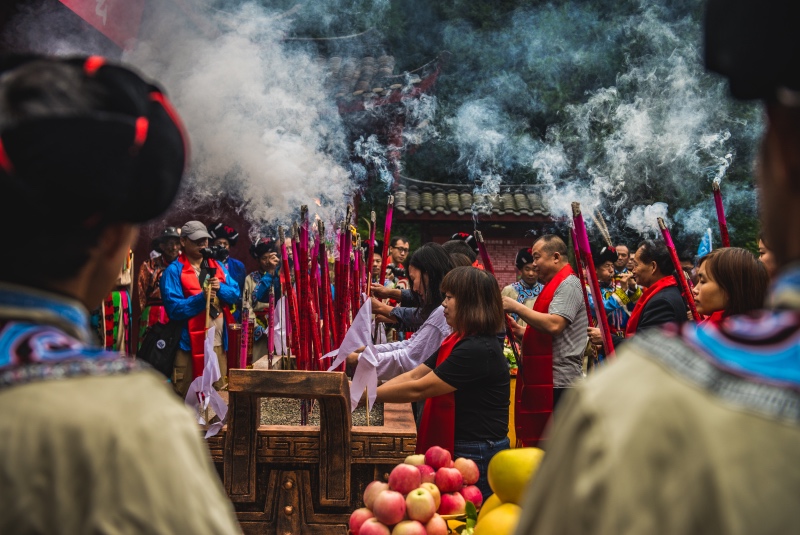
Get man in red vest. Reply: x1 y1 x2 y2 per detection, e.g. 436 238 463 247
502 235 588 446
160 220 240 398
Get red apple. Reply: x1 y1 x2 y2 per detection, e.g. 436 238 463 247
420 482 441 511
405 487 436 523
437 492 466 516
372 490 407 526
424 514 448 535
350 507 375 534
391 520 427 535
364 481 390 509
359 518 391 535
434 467 463 493
389 463 422 495
424 446 452 470
458 485 483 508
453 457 480 486
417 464 435 484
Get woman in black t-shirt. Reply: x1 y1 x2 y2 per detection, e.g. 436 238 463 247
373 267 510 498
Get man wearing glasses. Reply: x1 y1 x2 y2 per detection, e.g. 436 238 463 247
160 220 240 398
385 236 411 290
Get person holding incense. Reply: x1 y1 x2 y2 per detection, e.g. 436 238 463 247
587 247 629 339
243 237 281 366
693 247 769 324
209 222 247 321
348 243 453 381
502 234 588 446
516 3 800 530
161 220 240 397
369 266 510 500
588 239 687 348
0 55 239 532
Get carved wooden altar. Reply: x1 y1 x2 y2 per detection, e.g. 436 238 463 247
206 369 417 534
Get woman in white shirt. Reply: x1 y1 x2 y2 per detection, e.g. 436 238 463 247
348 242 454 381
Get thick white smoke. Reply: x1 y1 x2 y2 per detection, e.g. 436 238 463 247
126 2 354 227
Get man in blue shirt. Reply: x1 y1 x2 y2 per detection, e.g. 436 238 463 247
161 220 240 398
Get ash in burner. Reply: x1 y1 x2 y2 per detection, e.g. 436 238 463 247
260 398 384 426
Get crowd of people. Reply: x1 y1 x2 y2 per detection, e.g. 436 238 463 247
1 0 799 532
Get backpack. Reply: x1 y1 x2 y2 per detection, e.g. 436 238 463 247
137 320 185 378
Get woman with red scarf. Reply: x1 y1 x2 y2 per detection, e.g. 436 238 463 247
694 247 769 325
371 267 509 500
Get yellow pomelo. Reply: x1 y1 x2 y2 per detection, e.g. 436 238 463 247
477 493 502 522
473 503 521 535
487 447 545 504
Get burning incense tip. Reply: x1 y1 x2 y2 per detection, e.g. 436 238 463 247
474 230 484 243
571 202 582 216
387 194 394 205
278 226 285 241
657 217 667 230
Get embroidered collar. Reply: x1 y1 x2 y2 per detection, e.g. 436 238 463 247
0 282 91 344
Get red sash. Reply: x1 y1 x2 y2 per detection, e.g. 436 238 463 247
177 254 232 379
515 264 574 447
700 309 726 326
625 276 677 336
415 333 462 456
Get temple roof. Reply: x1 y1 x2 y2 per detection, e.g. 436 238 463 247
395 175 552 219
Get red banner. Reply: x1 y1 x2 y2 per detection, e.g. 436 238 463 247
59 0 145 49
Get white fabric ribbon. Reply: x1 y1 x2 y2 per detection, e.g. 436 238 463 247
322 296 379 412
185 325 229 438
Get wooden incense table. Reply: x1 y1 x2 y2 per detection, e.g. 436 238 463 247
206 368 417 534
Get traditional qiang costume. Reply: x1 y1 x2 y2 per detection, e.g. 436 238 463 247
502 248 544 326
209 222 247 322
136 227 180 347
98 250 133 354
0 55 239 533
243 238 282 365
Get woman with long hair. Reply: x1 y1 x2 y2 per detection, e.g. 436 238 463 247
371 267 510 499
349 243 454 381
694 247 769 323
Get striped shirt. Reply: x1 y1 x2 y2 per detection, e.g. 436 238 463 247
548 275 589 387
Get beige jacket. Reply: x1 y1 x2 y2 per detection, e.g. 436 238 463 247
515 332 800 534
0 371 240 534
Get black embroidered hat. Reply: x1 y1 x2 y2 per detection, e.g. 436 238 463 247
515 247 534 269
250 237 277 259
0 55 188 225
209 222 239 247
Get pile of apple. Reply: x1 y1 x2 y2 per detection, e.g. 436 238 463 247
349 445 483 535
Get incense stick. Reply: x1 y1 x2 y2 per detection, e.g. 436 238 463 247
658 217 701 321
572 203 616 358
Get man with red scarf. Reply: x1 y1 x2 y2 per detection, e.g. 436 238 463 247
589 239 687 348
503 235 588 447
161 220 240 398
